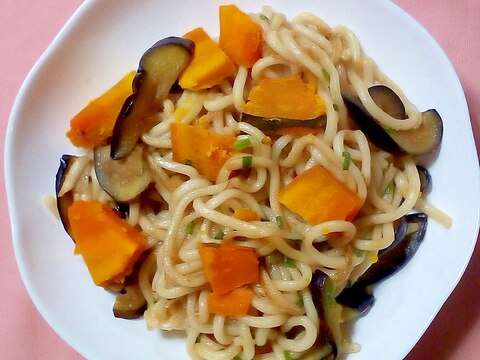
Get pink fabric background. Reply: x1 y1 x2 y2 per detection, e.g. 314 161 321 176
1 1 479 359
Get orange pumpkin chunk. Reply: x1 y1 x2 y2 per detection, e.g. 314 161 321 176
278 165 363 224
233 208 261 222
67 200 146 286
171 122 236 182
198 242 259 295
179 27 235 90
66 71 135 149
219 4 263 68
208 287 253 316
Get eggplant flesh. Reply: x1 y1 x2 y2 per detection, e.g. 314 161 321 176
113 282 147 319
343 85 443 155
111 37 194 159
94 144 151 202
55 155 78 238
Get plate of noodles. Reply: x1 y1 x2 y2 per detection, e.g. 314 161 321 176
6 0 480 359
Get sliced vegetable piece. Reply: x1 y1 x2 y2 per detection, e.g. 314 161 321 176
244 76 326 120
111 37 194 159
219 4 263 68
55 154 77 238
113 281 147 319
67 200 147 286
170 122 236 181
233 208 261 222
343 85 443 155
66 71 135 149
388 109 443 155
417 165 432 193
310 270 341 359
198 242 259 294
278 165 363 224
94 144 151 202
179 27 236 90
356 213 428 287
335 283 374 318
208 287 253 316
239 113 327 136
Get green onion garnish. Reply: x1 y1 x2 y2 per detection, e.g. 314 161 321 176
233 357 242 360
214 229 225 240
346 279 353 288
186 222 195 235
322 68 330 82
195 334 202 343
324 280 335 306
275 215 284 229
297 294 304 307
333 103 339 111
259 14 269 22
284 257 296 267
284 351 295 360
233 137 251 151
184 159 193 166
342 151 351 170
354 248 364 257
384 181 395 195
242 155 252 169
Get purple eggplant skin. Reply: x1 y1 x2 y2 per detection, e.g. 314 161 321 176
356 213 428 287
310 270 339 359
343 85 443 156
335 283 374 317
417 165 432 193
55 155 77 239
110 37 195 160
342 93 401 153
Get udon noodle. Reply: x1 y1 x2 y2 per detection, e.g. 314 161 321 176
54 5 452 360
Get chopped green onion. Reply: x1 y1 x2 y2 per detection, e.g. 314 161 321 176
284 351 295 360
384 181 395 195
297 293 304 307
324 280 335 306
284 257 296 268
242 155 253 169
333 103 339 111
346 279 353 288
186 222 195 235
214 229 225 240
354 248 364 257
233 137 252 151
259 14 269 22
233 357 242 360
184 159 193 166
275 215 284 229
195 334 202 343
342 151 351 170
321 68 330 82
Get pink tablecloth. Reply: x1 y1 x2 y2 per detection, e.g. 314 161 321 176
1 1 479 359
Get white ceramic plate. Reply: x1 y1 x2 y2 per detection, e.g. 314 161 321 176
6 0 480 359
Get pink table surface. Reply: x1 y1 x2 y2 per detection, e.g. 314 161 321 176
1 1 479 359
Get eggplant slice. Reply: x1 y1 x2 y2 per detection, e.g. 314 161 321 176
343 85 443 155
111 37 194 159
55 155 78 238
94 144 151 202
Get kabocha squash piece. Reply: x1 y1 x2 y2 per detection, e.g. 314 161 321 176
242 76 327 135
278 165 363 224
68 200 147 286
66 71 135 149
219 5 263 68
244 76 326 119
94 144 151 202
240 113 327 136
198 242 259 294
233 208 261 222
170 122 236 182
179 27 236 90
208 287 253 316
111 37 194 159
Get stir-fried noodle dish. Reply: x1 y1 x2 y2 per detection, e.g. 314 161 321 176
53 5 451 360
